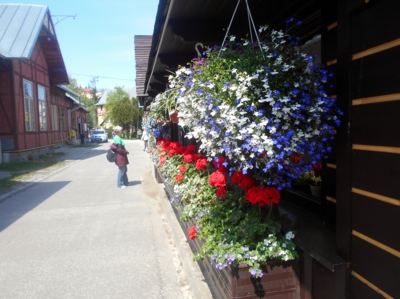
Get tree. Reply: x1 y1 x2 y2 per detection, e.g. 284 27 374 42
80 94 97 128
105 87 138 135
65 76 79 91
88 76 101 104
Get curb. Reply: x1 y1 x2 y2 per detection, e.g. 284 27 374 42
151 162 215 299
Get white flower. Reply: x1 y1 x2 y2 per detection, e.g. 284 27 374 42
285 231 295 240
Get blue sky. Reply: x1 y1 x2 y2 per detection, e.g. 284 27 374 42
7 0 159 92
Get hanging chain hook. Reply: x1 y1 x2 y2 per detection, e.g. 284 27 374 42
218 0 265 59
195 42 204 58
245 0 265 59
218 0 241 56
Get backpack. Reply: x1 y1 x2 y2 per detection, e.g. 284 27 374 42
106 146 117 163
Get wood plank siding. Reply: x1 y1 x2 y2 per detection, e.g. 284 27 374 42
338 0 400 298
134 35 152 97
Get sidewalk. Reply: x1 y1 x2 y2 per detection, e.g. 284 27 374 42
0 142 215 299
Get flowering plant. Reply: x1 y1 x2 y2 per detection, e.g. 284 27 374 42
302 163 322 186
150 22 341 278
147 88 179 123
152 138 297 278
168 25 341 189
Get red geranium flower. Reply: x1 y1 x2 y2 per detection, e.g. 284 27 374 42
168 149 177 157
312 163 322 172
290 154 302 163
239 174 255 190
188 225 197 240
266 187 281 205
183 154 194 163
175 174 185 183
245 186 281 206
245 186 264 205
157 138 169 145
184 145 197 154
170 142 181 149
195 157 208 170
208 169 227 187
178 165 187 173
159 155 166 166
231 171 243 184
176 146 185 155
160 139 171 149
216 186 227 198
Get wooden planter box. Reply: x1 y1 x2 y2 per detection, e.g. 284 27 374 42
154 163 164 183
161 172 301 299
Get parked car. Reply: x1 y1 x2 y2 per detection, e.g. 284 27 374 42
91 129 108 143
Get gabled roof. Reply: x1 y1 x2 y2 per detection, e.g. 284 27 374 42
96 88 136 106
0 4 69 84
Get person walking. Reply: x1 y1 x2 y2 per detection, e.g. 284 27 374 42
141 130 149 152
110 126 129 188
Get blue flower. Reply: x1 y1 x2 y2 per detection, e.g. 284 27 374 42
286 17 294 24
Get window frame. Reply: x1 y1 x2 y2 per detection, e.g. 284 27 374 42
38 85 47 131
23 79 35 132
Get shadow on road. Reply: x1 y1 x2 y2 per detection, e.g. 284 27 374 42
0 181 70 232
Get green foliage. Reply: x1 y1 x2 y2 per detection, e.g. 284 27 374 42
105 87 138 130
65 76 79 91
148 88 179 122
80 94 97 128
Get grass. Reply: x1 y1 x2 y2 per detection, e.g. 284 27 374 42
0 152 65 192
71 143 100 148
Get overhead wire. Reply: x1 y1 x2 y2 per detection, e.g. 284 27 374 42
69 73 135 81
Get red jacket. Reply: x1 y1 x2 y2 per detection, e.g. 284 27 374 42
110 143 129 167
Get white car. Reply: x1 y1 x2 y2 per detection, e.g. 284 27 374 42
91 130 108 143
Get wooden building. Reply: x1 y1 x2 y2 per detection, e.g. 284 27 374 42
0 4 87 161
144 0 400 298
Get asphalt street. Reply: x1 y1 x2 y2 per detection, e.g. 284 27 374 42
0 140 193 299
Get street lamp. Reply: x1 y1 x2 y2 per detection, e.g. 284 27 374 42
51 14 77 26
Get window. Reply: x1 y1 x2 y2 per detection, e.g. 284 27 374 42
23 79 35 131
51 105 59 131
59 106 66 131
38 85 47 130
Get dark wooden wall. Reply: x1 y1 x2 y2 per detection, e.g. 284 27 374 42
335 0 400 298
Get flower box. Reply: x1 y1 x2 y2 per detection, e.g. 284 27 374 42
204 260 300 299
162 177 301 299
154 163 164 183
